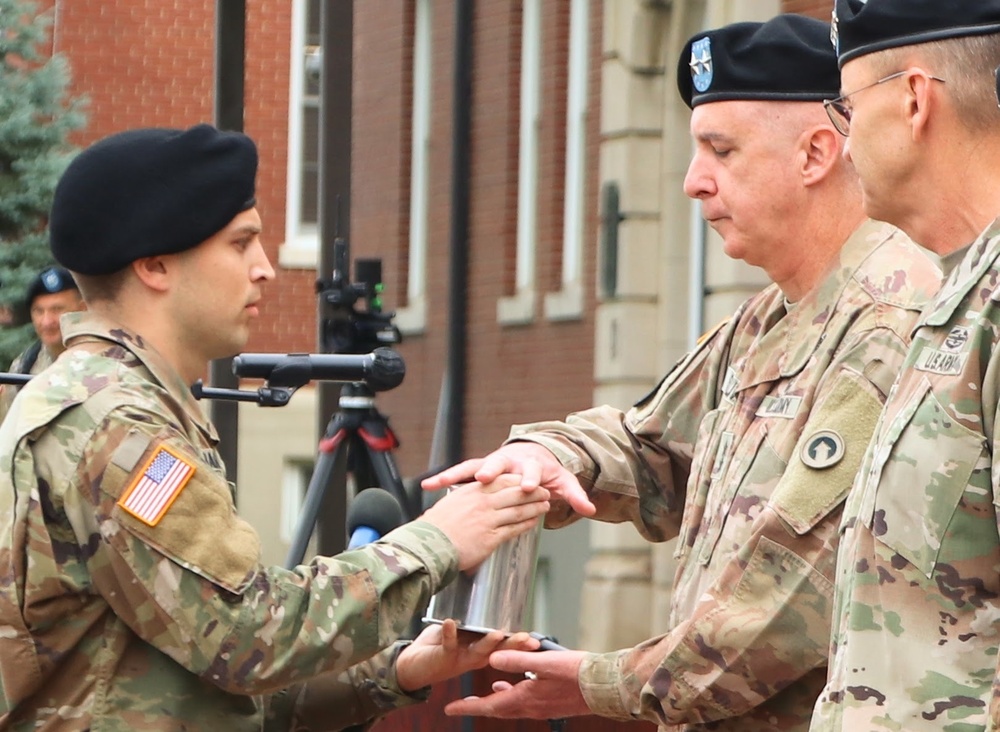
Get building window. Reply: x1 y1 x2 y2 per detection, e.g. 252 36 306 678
545 0 589 321
395 0 432 335
281 460 314 546
498 0 541 325
280 0 322 268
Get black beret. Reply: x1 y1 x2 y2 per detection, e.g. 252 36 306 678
50 124 258 275
678 14 840 109
25 266 77 309
833 0 1000 67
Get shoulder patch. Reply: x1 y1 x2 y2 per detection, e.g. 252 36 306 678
800 430 845 469
770 373 883 534
117 445 196 526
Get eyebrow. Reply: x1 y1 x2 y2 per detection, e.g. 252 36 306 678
230 224 262 237
694 131 736 145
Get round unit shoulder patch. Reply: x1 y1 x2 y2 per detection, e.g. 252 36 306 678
800 429 845 469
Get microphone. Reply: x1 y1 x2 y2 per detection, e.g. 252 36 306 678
232 347 405 391
346 488 405 549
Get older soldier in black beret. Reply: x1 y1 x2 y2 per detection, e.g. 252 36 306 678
429 14 939 732
0 123 553 730
0 266 84 424
810 2 1000 731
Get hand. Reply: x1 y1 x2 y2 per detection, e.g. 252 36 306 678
422 443 595 517
443 648 590 719
396 619 541 691
421 474 550 571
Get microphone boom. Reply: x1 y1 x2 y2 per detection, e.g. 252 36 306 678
232 347 405 391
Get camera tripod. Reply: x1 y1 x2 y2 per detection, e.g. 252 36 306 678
283 380 419 568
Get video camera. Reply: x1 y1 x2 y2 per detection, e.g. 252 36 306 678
316 236 401 355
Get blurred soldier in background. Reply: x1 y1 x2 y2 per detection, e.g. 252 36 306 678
0 265 84 422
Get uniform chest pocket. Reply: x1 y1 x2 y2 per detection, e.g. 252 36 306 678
673 409 722 561
868 382 985 577
695 425 784 567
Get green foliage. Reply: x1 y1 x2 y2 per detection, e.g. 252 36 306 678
0 0 86 365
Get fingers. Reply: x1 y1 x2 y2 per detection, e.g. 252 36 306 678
422 458 485 490
499 631 541 652
485 482 550 509
440 618 458 651
557 480 597 517
411 622 443 647
444 689 515 717
515 458 543 490
473 452 518 484
488 516 542 547
487 649 539 675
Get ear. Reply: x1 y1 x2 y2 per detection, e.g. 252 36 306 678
799 125 840 187
904 70 937 141
130 255 172 294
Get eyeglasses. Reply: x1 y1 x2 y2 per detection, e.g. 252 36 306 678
823 70 946 136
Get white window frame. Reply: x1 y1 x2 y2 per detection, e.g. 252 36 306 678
280 0 320 269
395 0 432 335
498 0 541 325
280 460 312 545
545 0 589 320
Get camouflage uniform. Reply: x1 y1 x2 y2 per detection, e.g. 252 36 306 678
506 220 941 732
811 219 1000 731
0 342 55 424
0 312 457 731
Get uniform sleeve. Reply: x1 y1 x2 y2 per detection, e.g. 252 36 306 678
75 406 459 698
577 330 904 727
505 317 735 541
263 642 430 731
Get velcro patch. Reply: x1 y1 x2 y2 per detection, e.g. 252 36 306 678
117 445 196 526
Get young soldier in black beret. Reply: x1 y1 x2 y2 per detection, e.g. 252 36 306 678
0 123 553 731
0 265 84 423
810 1 1000 730
428 14 940 732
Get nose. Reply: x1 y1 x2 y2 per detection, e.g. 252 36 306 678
40 310 61 331
251 241 276 282
683 153 716 200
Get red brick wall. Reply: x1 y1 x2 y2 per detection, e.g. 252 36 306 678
49 1 311 355
783 1 829 19
353 1 602 477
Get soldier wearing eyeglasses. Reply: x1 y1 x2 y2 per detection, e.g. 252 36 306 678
810 1 1000 730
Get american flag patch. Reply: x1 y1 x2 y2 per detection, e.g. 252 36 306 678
117 445 196 526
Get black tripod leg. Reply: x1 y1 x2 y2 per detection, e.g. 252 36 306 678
283 434 348 569
359 438 419 521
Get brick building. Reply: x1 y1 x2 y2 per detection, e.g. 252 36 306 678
37 0 828 660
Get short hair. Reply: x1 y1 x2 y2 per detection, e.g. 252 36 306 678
872 34 1000 132
71 268 130 305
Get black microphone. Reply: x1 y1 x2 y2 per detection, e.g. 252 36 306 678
346 488 405 549
231 347 405 391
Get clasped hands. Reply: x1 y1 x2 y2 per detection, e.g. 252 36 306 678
398 619 590 720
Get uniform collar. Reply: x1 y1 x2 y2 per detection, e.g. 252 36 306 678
738 219 891 388
60 311 218 442
921 215 1000 329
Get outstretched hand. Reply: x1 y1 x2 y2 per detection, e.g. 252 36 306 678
421 474 551 570
443 648 591 719
422 442 595 517
396 620 541 692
